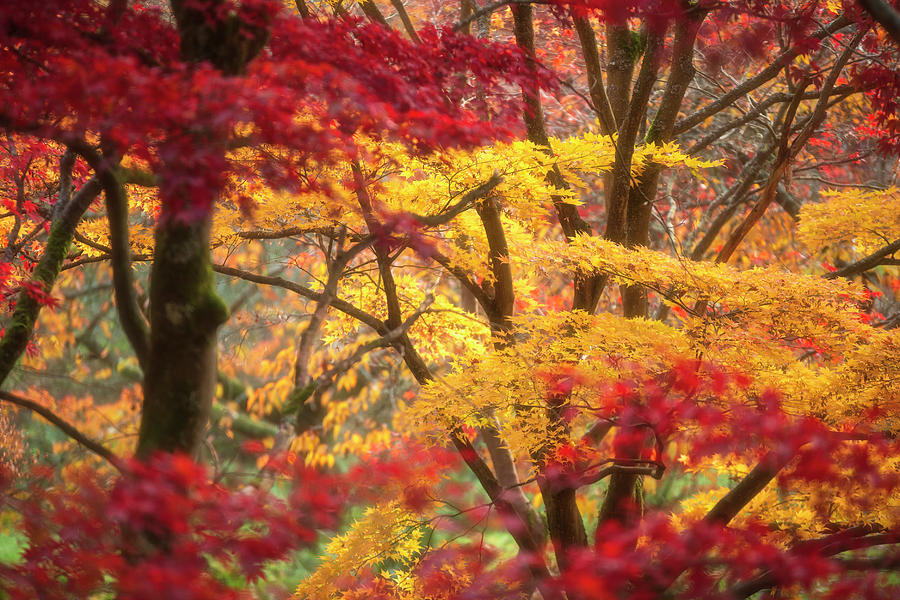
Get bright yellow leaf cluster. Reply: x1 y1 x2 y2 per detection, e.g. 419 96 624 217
294 501 424 600
798 186 900 255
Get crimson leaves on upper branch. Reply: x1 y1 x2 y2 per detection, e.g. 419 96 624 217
0 0 542 219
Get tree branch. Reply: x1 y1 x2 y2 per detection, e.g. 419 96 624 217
63 140 150 367
510 1 599 311
388 0 421 43
823 237 900 279
0 389 122 470
714 27 865 264
315 293 435 389
673 14 852 135
730 532 900 598
858 0 900 46
622 4 708 318
233 226 352 241
475 196 515 331
294 0 310 18
604 25 665 246
573 15 616 135
430 249 494 309
102 167 150 369
416 174 503 227
454 0 545 32
0 177 102 387
358 0 391 27
448 432 551 587
703 453 791 525
687 85 858 156
211 264 385 333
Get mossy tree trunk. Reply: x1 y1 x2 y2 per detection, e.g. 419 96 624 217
135 214 228 458
0 178 102 386
135 0 268 457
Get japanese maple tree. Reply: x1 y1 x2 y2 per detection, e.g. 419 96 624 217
2 0 900 599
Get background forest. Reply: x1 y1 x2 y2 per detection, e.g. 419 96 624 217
1 0 900 598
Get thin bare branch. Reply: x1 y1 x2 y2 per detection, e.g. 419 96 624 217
211 263 384 333
0 390 123 470
454 0 545 32
674 14 852 134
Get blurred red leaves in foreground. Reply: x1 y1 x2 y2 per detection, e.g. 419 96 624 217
4 364 899 599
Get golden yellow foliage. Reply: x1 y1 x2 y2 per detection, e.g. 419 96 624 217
798 187 900 255
295 501 424 600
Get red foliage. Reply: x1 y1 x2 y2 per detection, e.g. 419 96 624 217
454 364 900 599
3 367 900 599
0 453 343 599
0 1 543 221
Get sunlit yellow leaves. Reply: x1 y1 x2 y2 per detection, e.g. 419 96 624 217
558 234 867 351
676 482 820 540
402 228 896 471
680 446 900 537
402 310 694 461
634 140 723 172
295 501 423 600
798 186 900 255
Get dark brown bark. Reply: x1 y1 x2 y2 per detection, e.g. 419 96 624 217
510 3 600 312
444 185 549 548
388 0 421 43
605 24 637 128
602 6 709 527
604 27 664 247
358 0 391 27
510 3 590 563
858 0 900 46
823 237 900 279
169 0 270 76
511 3 551 147
573 16 616 136
620 7 707 318
100 165 150 369
458 0 474 36
704 455 788 525
476 196 515 332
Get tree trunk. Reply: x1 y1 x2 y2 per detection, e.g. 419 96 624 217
136 214 228 458
601 4 708 526
134 0 267 457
